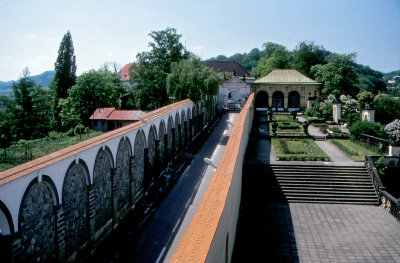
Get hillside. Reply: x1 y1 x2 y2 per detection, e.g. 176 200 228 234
0 70 55 96
384 70 400 80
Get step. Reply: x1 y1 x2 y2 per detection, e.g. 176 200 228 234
284 199 379 205
264 164 366 170
279 186 376 192
275 182 375 188
270 173 370 178
275 178 373 183
282 192 377 198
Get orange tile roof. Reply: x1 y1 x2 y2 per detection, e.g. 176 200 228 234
89 108 146 121
170 93 254 263
118 63 132 82
0 99 193 186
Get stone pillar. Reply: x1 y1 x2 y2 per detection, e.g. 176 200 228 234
268 90 273 109
188 119 192 142
183 121 187 147
163 134 168 167
333 103 341 122
88 185 96 244
389 145 400 156
178 124 182 154
129 156 135 203
143 148 150 190
362 109 375 122
284 94 289 111
307 99 316 109
154 139 160 178
171 128 176 162
110 168 117 223
55 205 66 262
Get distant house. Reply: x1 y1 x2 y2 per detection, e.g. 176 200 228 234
203 61 254 110
202 61 255 83
89 107 146 131
118 63 135 88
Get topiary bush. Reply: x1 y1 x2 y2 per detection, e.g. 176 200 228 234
349 120 386 138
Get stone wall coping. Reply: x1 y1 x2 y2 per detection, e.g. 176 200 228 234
170 93 253 263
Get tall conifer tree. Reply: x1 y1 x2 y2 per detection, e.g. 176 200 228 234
51 31 77 130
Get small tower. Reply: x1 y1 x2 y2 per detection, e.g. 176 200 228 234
361 103 375 122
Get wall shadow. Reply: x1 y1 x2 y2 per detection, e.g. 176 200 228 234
232 134 299 262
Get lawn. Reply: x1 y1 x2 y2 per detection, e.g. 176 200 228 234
272 138 330 161
0 130 103 172
272 114 293 121
269 121 303 134
329 139 383 161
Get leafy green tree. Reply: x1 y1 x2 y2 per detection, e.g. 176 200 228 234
373 94 400 124
3 68 52 142
252 46 292 77
357 64 386 93
59 70 124 129
129 28 190 110
51 31 77 130
311 53 359 97
356 91 374 107
0 96 13 147
292 41 328 77
166 58 219 103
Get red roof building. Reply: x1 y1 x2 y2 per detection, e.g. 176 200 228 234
118 63 132 82
89 107 146 131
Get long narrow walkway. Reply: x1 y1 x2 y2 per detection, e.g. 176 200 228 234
115 113 238 263
233 120 400 262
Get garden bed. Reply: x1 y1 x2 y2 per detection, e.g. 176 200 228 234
329 139 383 161
272 138 330 161
269 122 304 134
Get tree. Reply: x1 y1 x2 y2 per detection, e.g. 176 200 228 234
129 28 190 110
252 46 292 77
59 70 124 129
3 68 52 142
166 58 220 103
311 53 360 97
51 31 77 130
356 91 374 107
292 41 328 77
373 94 400 124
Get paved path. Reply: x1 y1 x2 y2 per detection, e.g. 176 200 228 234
233 117 400 262
115 113 238 263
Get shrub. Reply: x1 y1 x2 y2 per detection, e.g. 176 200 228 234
74 124 85 135
373 94 400 124
305 103 320 117
47 131 62 140
349 120 386 138
384 119 400 145
308 117 326 124
66 128 75 137
345 112 361 127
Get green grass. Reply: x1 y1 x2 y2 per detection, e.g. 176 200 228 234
0 130 103 172
272 115 293 121
269 122 303 134
329 139 383 161
272 138 330 161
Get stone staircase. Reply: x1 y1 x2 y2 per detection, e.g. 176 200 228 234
263 164 379 205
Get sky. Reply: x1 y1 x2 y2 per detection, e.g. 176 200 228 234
0 0 399 81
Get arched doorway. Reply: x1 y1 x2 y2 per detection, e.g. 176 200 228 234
255 91 268 109
272 91 284 111
288 91 300 110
